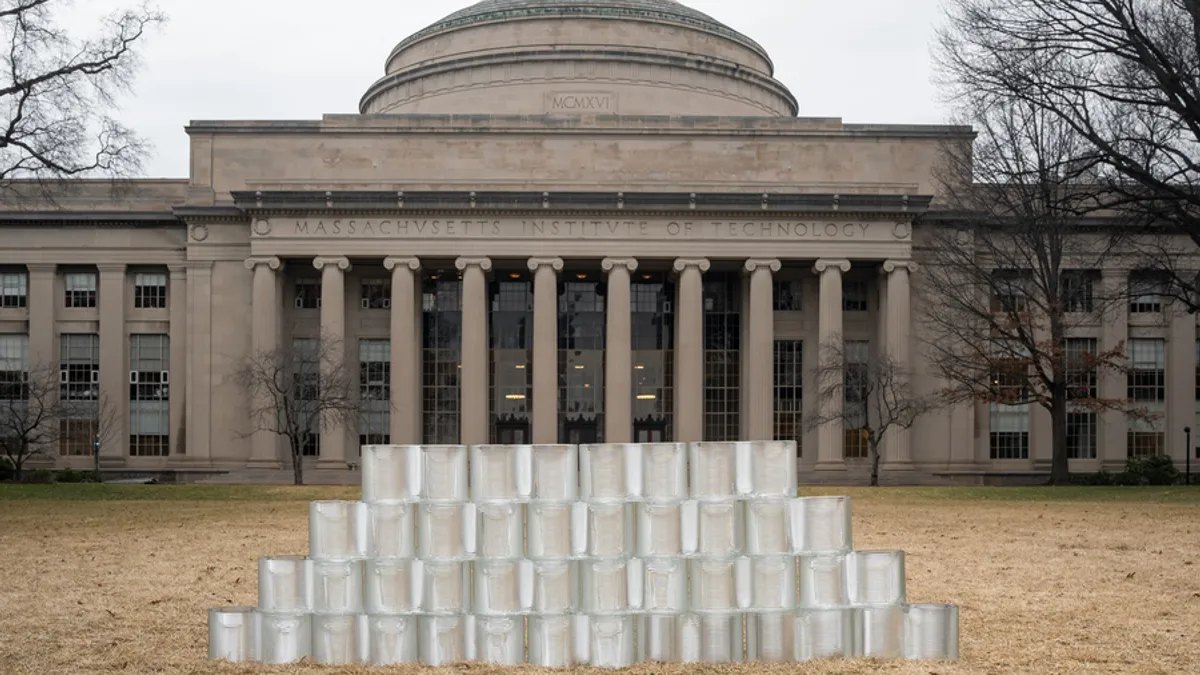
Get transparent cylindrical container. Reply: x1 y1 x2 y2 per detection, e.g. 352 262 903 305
529 559 578 614
207 606 256 662
527 501 574 559
798 553 849 609
689 500 744 557
312 613 366 665
789 496 852 554
475 616 525 665
420 560 470 615
688 442 737 500
641 442 687 502
420 444 468 502
748 555 797 611
638 614 686 662
849 550 906 606
579 443 639 501
583 614 637 668
418 615 467 666
309 500 366 561
475 501 524 559
637 502 684 557
795 608 853 660
417 503 470 560
530 444 578 501
311 559 364 615
361 444 420 503
851 605 904 658
746 610 795 662
470 444 530 502
744 498 791 555
741 440 797 498
365 502 415 559
258 612 311 665
641 557 688 614
580 558 634 614
473 559 523 615
904 604 960 660
364 558 417 615
258 555 311 614
583 502 635 558
529 615 576 667
683 612 744 663
689 558 740 613
367 615 418 665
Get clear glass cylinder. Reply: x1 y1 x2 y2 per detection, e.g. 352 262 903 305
258 612 311 665
475 501 524 559
367 615 418 665
529 559 578 614
475 616 525 665
311 559 363 615
420 444 468 502
312 613 365 665
851 605 904 658
418 615 467 666
849 550 906 606
745 498 790 555
580 559 633 614
309 500 366 561
364 558 417 615
683 613 743 663
795 608 852 660
638 614 686 662
584 502 635 558
529 615 576 667
579 443 637 501
744 440 797 498
749 555 796 611
473 559 523 615
747 611 795 662
797 553 849 609
365 502 414 559
530 444 578 501
420 560 470 615
691 500 743 557
641 557 688 614
789 496 852 554
361 444 419 503
641 442 687 502
688 442 737 500
584 614 636 668
471 444 530 502
526 502 573 559
417 503 468 560
689 558 739 613
904 604 960 660
207 606 256 662
258 555 311 614
637 502 683 557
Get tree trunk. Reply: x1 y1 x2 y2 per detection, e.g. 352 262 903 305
290 439 304 486
869 435 881 487
1049 385 1070 485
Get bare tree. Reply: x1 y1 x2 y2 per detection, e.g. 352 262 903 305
0 362 59 480
235 334 360 485
1 0 165 194
806 339 934 486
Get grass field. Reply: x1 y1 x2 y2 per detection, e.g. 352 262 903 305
1 485 1198 674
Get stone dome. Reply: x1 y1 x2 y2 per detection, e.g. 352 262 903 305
359 0 798 117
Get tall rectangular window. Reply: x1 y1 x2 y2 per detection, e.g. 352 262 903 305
842 280 868 312
0 334 29 402
1062 270 1097 313
1129 273 1166 314
1127 338 1166 456
991 270 1030 312
294 279 321 309
133 273 167 309
422 273 462 445
60 334 99 456
773 279 802 311
558 276 603 445
773 340 803 455
64 272 97 308
129 334 169 457
843 340 870 459
361 279 390 310
1065 338 1098 459
990 404 1030 459
0 270 27 308
292 338 321 456
703 272 740 442
359 339 390 446
632 273 674 442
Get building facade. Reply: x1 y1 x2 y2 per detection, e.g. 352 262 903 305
1 0 1195 482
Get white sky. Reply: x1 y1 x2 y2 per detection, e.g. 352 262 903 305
67 0 952 178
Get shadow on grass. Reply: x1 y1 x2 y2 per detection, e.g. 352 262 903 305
0 483 360 502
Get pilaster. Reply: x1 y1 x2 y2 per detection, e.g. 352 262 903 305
1167 303 1196 464
673 258 709 442
167 264 188 459
313 256 351 467
813 259 851 469
529 258 564 444
97 263 128 464
25 264 57 371
384 257 422 445
744 259 780 441
1098 269 1129 469
602 258 637 443
187 261 213 461
457 257 492 445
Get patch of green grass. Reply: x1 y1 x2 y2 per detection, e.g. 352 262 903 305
0 483 358 502
798 485 1200 503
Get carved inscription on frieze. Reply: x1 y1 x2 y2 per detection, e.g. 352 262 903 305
545 91 617 113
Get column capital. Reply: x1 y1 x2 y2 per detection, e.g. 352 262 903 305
744 258 781 274
455 256 492 273
882 259 919 274
313 256 351 272
383 257 421 272
672 258 710 274
95 263 127 274
813 259 851 275
601 257 638 273
527 257 564 273
244 256 282 271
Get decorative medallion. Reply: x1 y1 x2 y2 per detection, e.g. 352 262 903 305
252 219 272 236
190 224 209 242
892 221 912 240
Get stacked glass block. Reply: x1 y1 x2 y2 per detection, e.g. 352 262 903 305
207 440 959 666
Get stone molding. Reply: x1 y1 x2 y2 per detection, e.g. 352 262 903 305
243 257 282 271
601 257 639 273
383 257 422 272
455 256 493 273
744 258 781 274
527 257 564 272
312 256 352 272
24 263 57 275
95 263 128 274
812 259 852 275
673 258 711 274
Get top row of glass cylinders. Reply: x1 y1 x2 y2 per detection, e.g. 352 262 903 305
361 442 799 505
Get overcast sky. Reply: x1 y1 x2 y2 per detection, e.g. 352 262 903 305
68 0 952 178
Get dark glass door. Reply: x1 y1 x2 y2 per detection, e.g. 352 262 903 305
496 422 530 445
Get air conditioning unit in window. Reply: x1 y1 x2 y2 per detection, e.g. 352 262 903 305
294 297 305 309
59 370 67 383
129 371 138 384
161 371 169 384
90 369 99 383
382 298 391 309
663 300 673 313
361 298 370 309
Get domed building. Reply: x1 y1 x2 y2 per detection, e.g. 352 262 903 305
0 1 1185 483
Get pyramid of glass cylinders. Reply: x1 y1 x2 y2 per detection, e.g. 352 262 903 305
207 442 960 666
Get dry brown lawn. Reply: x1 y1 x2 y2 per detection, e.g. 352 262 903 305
1 485 1198 674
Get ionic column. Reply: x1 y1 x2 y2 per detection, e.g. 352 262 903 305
384 257 421 445
883 260 916 466
603 258 637 443
529 258 564 444
813 259 851 467
744 259 781 441
313 256 350 467
673 258 710 442
168 264 188 459
245 257 282 468
457 257 492 445
97 263 128 463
